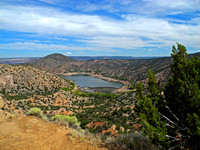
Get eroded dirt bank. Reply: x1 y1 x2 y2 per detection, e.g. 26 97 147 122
0 115 107 150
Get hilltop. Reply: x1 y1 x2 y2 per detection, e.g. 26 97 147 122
29 53 77 73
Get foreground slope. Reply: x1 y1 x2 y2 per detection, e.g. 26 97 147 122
0 115 107 150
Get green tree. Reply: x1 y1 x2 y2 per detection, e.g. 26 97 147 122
135 70 169 148
165 43 200 148
135 43 200 149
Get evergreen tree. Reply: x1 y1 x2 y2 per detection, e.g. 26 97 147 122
135 70 169 148
165 43 200 148
135 43 200 149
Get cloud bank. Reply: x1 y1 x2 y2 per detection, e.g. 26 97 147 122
0 0 199 56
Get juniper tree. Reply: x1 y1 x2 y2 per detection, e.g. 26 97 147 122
165 43 200 148
135 43 200 149
135 70 169 148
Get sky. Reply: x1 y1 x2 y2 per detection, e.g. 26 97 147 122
0 0 200 58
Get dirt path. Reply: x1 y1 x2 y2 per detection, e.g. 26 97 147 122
0 116 108 150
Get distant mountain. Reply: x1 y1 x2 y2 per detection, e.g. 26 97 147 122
0 57 39 64
188 52 200 58
30 53 76 64
73 57 172 84
29 53 77 73
70 56 160 61
0 55 162 64
28 53 172 83
28 52 200 84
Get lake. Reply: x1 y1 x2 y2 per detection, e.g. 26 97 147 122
62 75 123 88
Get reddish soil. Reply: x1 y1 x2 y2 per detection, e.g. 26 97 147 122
0 115 108 150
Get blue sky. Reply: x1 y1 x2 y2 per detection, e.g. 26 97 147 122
0 0 199 58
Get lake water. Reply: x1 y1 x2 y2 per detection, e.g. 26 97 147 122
62 75 123 88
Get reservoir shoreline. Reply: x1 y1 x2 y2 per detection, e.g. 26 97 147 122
58 72 130 93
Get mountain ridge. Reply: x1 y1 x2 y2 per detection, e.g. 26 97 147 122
28 52 200 84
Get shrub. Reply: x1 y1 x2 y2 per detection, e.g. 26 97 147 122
27 107 49 121
68 128 102 144
74 90 118 98
27 107 43 117
51 115 80 129
62 82 75 92
42 115 49 121
106 133 157 150
62 87 71 92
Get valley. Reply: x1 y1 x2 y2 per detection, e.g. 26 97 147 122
29 53 173 84
1 0 199 148
0 63 137 137
1 50 200 149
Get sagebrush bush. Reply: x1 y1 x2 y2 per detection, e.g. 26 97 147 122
27 107 43 117
106 133 157 150
51 115 80 129
27 107 48 121
42 114 49 121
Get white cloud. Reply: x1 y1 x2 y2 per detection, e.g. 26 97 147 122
66 52 72 55
63 0 200 15
143 0 200 11
43 0 200 15
0 42 119 52
78 36 149 49
0 1 199 52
